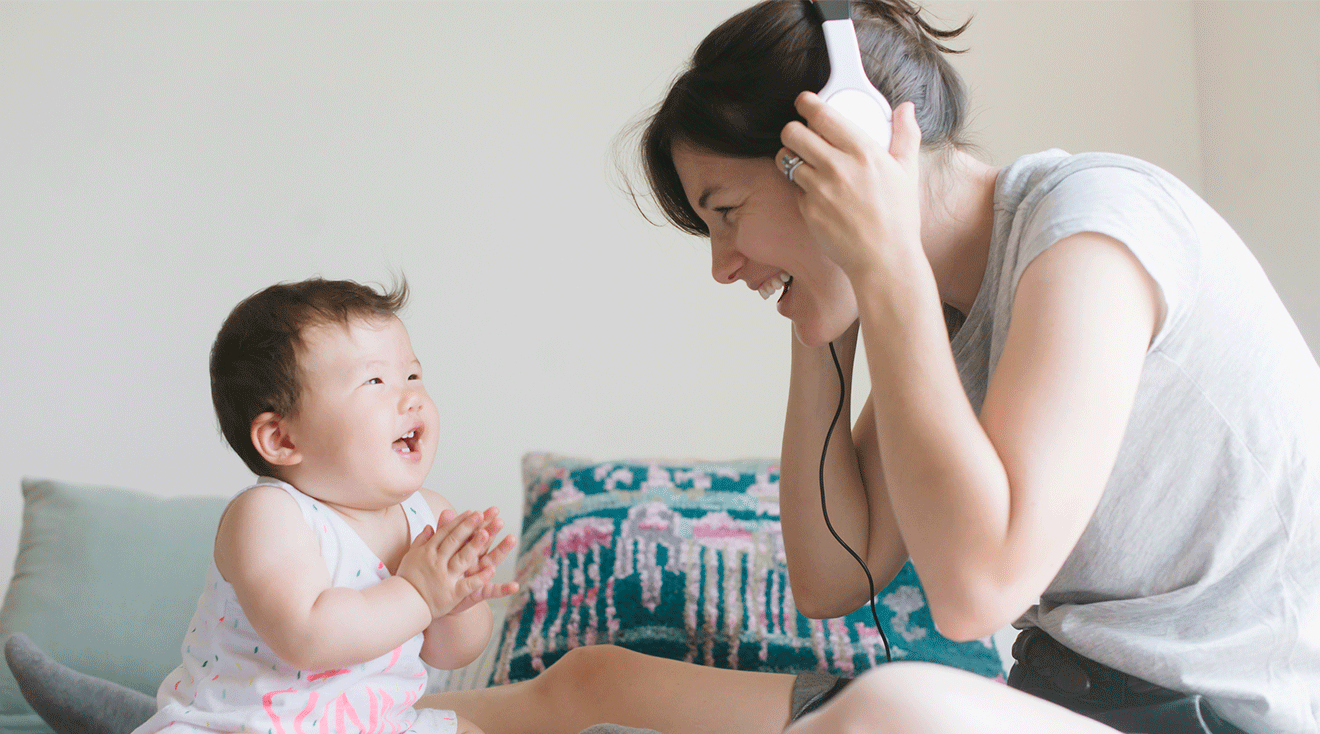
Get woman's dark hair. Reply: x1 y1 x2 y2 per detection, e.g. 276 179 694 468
638 0 971 236
209 277 409 477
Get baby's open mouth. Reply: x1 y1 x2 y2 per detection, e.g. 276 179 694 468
394 429 420 454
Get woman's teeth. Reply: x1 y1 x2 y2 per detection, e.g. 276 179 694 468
759 273 792 300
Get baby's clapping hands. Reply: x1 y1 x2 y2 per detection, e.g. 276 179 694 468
396 507 519 619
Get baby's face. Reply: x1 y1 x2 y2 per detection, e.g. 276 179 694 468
281 315 440 510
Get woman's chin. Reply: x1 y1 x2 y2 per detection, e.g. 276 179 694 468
792 317 854 348
792 323 826 348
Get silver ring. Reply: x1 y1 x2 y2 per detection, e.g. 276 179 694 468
780 154 804 182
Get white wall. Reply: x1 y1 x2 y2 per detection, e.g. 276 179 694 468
1194 1 1320 352
1 1 1313 602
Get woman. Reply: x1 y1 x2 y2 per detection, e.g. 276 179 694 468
618 0 1314 732
443 2 1315 732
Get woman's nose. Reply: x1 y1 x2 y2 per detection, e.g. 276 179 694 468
710 234 746 285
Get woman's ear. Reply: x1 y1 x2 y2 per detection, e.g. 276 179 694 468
250 412 301 468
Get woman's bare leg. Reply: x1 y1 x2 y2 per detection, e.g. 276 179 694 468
787 661 1121 734
456 713 486 734
418 645 796 734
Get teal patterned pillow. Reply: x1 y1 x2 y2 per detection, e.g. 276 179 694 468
487 454 1004 685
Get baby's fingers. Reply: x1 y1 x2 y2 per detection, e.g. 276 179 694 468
466 579 519 607
411 525 435 550
455 529 492 573
433 511 481 554
480 515 505 535
454 566 495 600
476 533 517 571
470 508 504 538
485 581 519 601
439 522 490 576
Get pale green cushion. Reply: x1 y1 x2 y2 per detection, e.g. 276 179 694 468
0 478 225 734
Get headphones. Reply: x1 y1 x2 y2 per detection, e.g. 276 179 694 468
811 0 895 664
815 0 893 150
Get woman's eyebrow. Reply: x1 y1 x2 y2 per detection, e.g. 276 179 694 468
698 186 720 210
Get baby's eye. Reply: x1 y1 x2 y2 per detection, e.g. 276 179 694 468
408 373 420 381
366 377 383 385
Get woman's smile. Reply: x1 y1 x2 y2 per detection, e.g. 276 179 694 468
774 275 794 316
759 272 792 301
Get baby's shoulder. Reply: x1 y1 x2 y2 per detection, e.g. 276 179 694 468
214 484 317 577
220 483 303 529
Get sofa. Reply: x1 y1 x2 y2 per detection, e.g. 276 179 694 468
1 453 1008 733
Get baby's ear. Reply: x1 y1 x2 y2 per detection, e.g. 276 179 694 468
250 412 301 467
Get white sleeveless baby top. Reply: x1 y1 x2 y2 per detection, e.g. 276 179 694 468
133 479 458 734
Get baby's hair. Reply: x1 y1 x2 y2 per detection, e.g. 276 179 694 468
209 277 409 476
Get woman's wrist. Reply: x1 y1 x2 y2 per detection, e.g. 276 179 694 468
849 248 942 335
842 232 929 290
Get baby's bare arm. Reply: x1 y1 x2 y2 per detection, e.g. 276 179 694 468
214 486 432 672
421 601 494 670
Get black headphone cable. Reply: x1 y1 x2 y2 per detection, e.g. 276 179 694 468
819 340 892 663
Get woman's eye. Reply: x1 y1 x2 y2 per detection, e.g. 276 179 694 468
714 206 735 221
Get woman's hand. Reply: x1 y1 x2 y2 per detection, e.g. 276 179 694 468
778 92 924 281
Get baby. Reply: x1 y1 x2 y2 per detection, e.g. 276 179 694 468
134 277 517 734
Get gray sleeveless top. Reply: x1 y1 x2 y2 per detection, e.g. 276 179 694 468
952 150 1319 734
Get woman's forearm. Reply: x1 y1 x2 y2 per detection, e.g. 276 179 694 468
851 260 1014 640
779 323 906 618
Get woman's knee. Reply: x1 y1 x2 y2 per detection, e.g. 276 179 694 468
792 662 977 733
523 645 644 725
533 645 639 698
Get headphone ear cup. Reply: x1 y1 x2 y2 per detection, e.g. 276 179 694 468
815 0 893 146
823 89 892 150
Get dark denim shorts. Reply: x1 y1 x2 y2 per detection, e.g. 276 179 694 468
1006 628 1247 734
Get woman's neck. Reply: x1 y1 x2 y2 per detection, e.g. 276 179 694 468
920 149 1000 316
